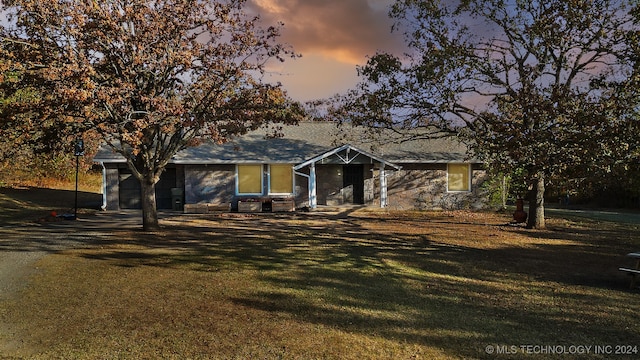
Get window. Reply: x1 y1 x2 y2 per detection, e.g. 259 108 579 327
237 164 263 194
447 164 471 192
269 164 293 194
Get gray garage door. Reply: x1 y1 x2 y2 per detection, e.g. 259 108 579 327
118 168 177 210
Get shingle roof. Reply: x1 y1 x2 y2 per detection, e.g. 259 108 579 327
94 122 478 164
293 144 402 170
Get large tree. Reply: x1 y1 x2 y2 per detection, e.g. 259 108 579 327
332 0 638 228
1 0 303 230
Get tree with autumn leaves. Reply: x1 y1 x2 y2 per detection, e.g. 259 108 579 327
333 0 640 228
1 0 303 230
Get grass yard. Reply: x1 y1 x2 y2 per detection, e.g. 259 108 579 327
0 175 102 226
1 190 639 358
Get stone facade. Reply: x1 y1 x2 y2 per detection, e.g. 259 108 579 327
385 164 488 210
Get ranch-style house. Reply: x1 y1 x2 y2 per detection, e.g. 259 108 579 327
93 122 489 212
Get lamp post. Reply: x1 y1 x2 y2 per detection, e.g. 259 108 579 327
74 138 85 220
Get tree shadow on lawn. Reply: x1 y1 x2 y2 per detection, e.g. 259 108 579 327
65 213 640 358
503 223 639 288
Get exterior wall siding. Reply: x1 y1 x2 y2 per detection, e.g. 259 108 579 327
104 165 120 211
184 165 235 205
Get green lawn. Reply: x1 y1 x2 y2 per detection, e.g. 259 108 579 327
1 200 639 358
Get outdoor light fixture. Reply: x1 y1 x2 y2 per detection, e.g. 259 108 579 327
73 138 85 220
74 139 85 156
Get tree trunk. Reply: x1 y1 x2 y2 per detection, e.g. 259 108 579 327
526 173 546 229
140 176 160 231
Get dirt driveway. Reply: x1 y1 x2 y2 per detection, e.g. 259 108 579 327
0 211 150 353
0 212 144 300
545 206 640 224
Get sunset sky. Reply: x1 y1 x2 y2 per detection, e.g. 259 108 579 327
248 0 406 102
0 0 403 103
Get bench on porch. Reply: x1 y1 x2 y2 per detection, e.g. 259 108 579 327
619 252 640 289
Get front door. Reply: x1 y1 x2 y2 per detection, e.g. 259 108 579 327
343 165 364 204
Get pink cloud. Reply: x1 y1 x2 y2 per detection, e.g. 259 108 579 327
249 0 405 65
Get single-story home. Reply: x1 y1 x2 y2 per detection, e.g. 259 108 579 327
93 122 488 212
